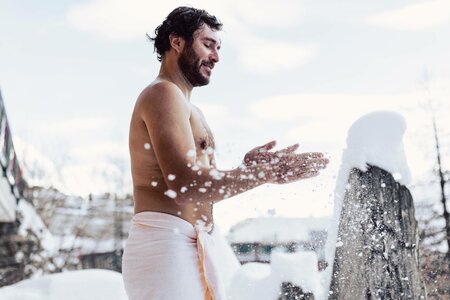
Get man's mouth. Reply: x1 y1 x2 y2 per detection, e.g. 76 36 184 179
202 62 214 71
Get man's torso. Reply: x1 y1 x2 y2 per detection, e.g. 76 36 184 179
129 82 216 227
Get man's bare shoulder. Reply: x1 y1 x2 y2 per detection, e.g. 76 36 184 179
136 80 188 113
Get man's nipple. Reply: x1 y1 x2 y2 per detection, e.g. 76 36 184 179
200 139 207 150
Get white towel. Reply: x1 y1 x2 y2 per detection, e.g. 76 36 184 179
122 211 239 300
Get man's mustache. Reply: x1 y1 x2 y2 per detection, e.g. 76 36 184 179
202 61 215 69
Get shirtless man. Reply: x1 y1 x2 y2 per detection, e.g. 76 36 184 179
122 6 329 300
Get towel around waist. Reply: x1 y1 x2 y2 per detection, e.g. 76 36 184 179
132 211 209 238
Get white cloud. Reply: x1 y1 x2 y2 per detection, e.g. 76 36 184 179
239 40 317 73
285 122 348 145
66 0 177 41
65 0 228 42
66 0 310 72
248 91 436 161
230 0 303 28
195 102 230 120
69 140 128 162
249 93 423 122
33 116 114 135
66 0 303 41
195 101 266 133
367 0 450 30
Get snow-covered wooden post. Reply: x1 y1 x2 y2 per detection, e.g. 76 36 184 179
323 111 427 300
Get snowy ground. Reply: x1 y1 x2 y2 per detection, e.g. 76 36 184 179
0 269 127 300
0 251 323 300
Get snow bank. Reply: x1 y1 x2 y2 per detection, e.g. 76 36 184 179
228 251 323 299
0 269 127 300
322 111 411 298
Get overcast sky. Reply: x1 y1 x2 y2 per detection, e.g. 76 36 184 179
1 0 449 231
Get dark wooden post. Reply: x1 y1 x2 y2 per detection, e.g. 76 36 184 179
329 165 427 299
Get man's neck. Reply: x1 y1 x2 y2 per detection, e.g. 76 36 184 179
159 59 193 100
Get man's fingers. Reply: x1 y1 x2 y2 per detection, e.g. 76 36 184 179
283 143 300 153
274 144 299 158
261 140 276 152
306 159 329 171
301 152 325 159
282 155 329 167
300 171 320 179
310 158 329 167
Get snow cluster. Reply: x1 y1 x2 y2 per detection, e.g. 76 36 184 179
228 251 323 299
341 111 411 185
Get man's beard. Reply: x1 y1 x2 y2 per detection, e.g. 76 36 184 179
178 44 211 87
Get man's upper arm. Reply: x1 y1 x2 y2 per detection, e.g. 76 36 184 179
138 83 196 191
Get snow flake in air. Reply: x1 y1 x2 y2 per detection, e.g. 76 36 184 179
186 149 196 157
164 189 177 198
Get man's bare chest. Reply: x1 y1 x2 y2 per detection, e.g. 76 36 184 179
189 107 215 153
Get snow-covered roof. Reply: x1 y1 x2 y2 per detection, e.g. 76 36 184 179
0 176 16 222
17 199 57 254
227 217 330 244
53 236 121 256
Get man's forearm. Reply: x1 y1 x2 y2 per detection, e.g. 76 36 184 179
173 164 267 204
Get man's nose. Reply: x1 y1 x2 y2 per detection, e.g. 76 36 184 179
210 50 219 64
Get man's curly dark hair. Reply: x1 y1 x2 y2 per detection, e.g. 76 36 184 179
147 6 223 62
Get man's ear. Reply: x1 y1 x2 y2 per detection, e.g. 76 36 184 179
169 33 185 54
